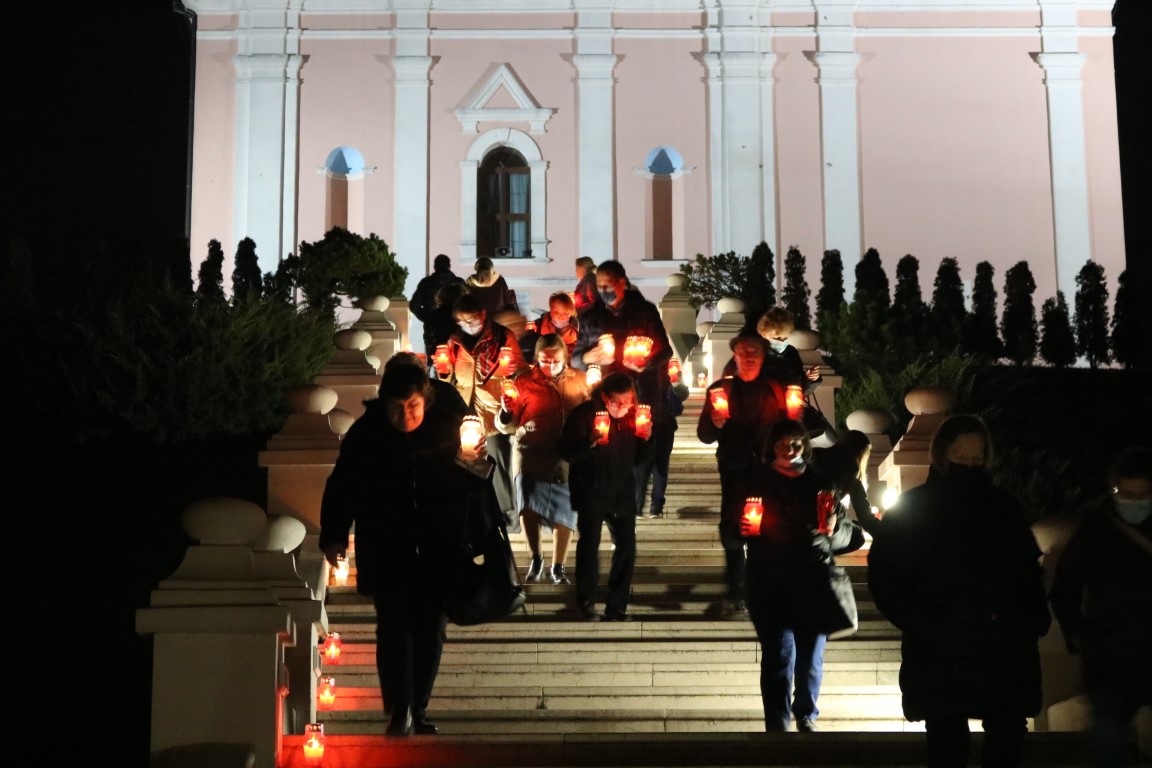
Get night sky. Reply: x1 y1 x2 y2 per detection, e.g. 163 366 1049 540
2 1 1149 275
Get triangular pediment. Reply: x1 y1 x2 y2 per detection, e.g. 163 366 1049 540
455 63 555 135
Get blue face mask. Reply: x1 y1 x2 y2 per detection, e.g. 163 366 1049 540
1115 498 1152 525
598 289 617 305
768 340 788 354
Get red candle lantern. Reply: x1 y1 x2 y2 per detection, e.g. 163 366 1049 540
525 320 537 333
667 357 681 383
496 346 514 376
318 675 336 711
597 334 615 359
459 414 484 450
708 386 730 418
623 335 653 368
743 497 765 536
331 554 349 587
634 404 651 434
696 371 707 388
816 490 836 535
500 377 519 400
303 723 325 765
322 632 341 665
593 410 611 445
433 344 451 375
585 364 602 387
785 384 805 420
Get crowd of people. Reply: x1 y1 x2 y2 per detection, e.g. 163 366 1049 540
319 253 1150 765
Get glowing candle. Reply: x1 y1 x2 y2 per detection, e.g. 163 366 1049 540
786 384 805 420
593 411 611 445
667 357 681 383
598 334 615 358
696 372 707 388
568 291 577 305
332 554 349 587
525 320 537 333
459 414 484 450
303 723 325 765
743 497 764 536
500 377 519 400
433 344 451 375
634 404 651 435
322 632 341 665
585 364 602 387
318 676 336 711
496 346 514 375
622 335 653 368
816 490 836 535
708 386 730 418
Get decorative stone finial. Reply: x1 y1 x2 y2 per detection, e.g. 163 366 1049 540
904 387 957 416
181 497 267 546
251 514 307 554
333 328 372 351
284 384 339 415
716 297 745 315
846 409 895 434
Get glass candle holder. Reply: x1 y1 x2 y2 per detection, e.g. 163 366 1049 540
332 554 349 587
525 320 537 333
708 387 730 418
667 357 681 383
585 364 602 387
623 335 653 368
743 497 764 536
598 334 615 359
303 723 325 765
786 384 805 420
322 632 341 665
433 344 451 374
500 377 519 400
696 371 707 388
496 346 514 375
459 415 484 450
816 490 836 535
634 404 652 434
593 410 611 445
318 676 336 711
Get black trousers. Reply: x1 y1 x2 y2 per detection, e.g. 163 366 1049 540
575 506 637 616
372 583 447 721
924 713 1026 768
718 468 747 601
634 422 676 516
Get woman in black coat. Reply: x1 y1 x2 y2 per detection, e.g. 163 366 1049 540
867 414 1051 768
319 364 486 737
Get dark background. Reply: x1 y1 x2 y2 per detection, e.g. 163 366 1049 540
1 1 1149 277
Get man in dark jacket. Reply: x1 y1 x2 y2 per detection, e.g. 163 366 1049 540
558 372 651 621
698 332 787 613
410 253 465 368
1050 445 1152 767
319 364 483 737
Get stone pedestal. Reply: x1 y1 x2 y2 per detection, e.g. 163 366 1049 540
846 409 895 505
657 273 700 364
136 498 296 768
313 328 380 422
878 386 956 496
703 297 745 385
351 295 401 373
259 385 342 533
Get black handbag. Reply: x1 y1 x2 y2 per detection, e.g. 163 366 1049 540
445 485 526 626
802 398 837 442
821 564 859 639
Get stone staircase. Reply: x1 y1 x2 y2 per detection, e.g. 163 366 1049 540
282 388 1095 766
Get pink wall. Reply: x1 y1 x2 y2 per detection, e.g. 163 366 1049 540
189 38 238 275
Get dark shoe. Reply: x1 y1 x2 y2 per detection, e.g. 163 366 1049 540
412 715 439 735
577 601 600 621
602 610 631 622
722 598 746 617
795 716 818 733
385 708 413 736
650 506 665 519
526 554 544 582
550 563 570 585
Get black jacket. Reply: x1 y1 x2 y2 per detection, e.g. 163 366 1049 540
867 467 1051 721
557 398 649 517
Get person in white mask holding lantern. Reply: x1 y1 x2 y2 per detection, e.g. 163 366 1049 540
1050 445 1152 767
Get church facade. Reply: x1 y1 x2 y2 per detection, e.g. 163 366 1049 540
183 0 1124 318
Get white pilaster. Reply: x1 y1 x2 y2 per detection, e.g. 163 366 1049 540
812 51 863 290
392 54 434 299
232 4 303 278
1036 51 1093 302
573 52 621 261
760 52 780 258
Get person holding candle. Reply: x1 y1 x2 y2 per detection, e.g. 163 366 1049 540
698 331 788 615
867 414 1050 767
319 363 491 737
737 418 863 733
811 429 882 538
497 334 589 585
519 291 581 361
441 293 530 530
558 372 651 621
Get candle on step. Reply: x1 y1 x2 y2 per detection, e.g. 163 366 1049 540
332 554 349 587
318 676 336 710
303 723 325 765
322 632 341 665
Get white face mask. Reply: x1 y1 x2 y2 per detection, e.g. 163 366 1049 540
768 339 788 354
1115 498 1152 525
541 361 565 377
457 321 483 336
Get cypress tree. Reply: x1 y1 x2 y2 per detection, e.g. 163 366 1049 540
965 261 1002 360
1073 259 1111 367
780 245 812 330
890 253 928 361
1001 261 1037 366
743 241 777 326
1111 269 1150 369
929 257 966 352
196 239 226 303
232 237 262 302
853 247 890 311
815 249 845 333
1039 291 1077 368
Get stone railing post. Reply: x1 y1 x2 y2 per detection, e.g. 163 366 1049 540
656 272 700 365
845 408 895 506
703 297 745 383
350 295 401 373
136 498 296 768
877 386 956 496
313 328 380 423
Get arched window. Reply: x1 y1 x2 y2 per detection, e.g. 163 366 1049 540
461 128 547 264
324 146 367 234
478 147 530 259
